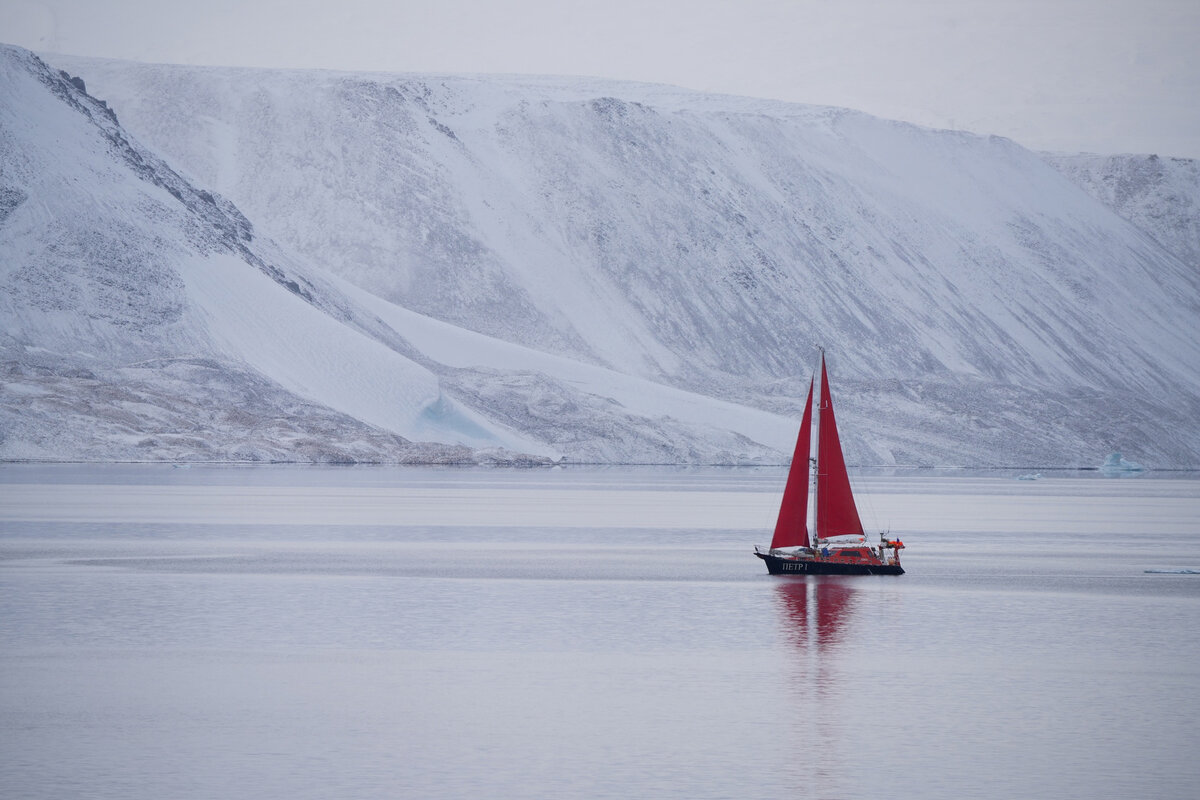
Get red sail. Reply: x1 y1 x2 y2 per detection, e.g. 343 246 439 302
770 379 813 549
816 356 865 540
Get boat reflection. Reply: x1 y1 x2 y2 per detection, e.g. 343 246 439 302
772 577 860 796
773 576 859 651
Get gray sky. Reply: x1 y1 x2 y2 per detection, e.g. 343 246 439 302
4 0 1198 157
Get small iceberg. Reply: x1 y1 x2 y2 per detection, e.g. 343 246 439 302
1145 568 1200 575
1016 472 1042 481
1100 452 1144 475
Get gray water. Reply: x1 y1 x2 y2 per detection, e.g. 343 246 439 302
2 464 1199 799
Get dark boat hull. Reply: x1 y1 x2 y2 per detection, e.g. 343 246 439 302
756 552 904 576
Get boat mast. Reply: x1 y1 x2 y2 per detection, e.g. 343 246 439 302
811 347 824 550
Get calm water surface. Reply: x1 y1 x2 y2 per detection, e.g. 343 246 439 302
2 464 1198 799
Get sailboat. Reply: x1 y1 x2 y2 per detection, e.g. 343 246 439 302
755 352 905 575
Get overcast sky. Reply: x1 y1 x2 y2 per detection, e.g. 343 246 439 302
4 0 1198 157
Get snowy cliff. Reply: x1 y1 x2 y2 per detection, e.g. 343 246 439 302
4 46 1200 465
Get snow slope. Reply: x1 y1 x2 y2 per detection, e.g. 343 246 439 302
6 46 1200 465
0 47 533 461
1 46 807 463
1044 153 1200 275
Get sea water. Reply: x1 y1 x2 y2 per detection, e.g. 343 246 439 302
2 464 1198 799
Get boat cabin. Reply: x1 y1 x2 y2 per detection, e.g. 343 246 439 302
822 546 882 564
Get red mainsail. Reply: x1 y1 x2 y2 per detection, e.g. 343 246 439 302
815 355 865 540
769 378 814 549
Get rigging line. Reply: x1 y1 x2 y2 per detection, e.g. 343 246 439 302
848 459 881 538
762 464 787 533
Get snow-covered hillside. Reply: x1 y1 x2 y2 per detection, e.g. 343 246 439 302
5 46 1200 465
1044 153 1200 275
0 46 804 463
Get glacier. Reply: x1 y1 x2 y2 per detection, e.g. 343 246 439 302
3 45 1200 466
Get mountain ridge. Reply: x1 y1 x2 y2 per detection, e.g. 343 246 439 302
0 46 545 463
4 46 1199 466
2 45 801 464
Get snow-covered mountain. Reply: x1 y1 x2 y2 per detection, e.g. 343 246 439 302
5 46 1200 466
1043 153 1200 275
0 46 797 464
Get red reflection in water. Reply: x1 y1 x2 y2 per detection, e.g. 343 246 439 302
774 578 857 650
772 579 859 797
775 579 808 649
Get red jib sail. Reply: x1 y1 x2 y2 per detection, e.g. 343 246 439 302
770 378 814 549
815 355 865 540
